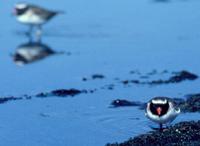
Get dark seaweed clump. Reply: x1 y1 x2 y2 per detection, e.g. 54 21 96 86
52 89 86 96
0 88 94 105
92 74 105 79
122 70 198 85
168 70 198 83
82 74 105 81
101 84 115 90
0 96 22 104
107 121 200 146
111 99 144 108
148 70 198 84
36 89 87 97
178 93 200 113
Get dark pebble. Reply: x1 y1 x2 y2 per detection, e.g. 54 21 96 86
92 74 105 79
111 99 143 107
122 80 129 85
82 77 88 81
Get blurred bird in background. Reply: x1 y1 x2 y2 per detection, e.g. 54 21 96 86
13 2 64 38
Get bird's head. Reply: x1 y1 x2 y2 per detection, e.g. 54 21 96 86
13 3 29 16
149 97 170 117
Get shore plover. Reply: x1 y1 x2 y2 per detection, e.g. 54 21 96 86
145 97 180 131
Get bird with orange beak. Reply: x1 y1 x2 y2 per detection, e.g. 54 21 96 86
145 97 180 131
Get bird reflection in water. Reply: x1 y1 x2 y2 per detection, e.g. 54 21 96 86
12 39 57 66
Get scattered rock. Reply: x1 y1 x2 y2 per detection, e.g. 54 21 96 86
39 113 50 117
148 70 198 84
161 70 168 74
0 96 23 104
0 88 96 105
24 94 32 100
167 70 198 83
36 89 88 97
89 89 97 93
121 80 141 85
178 93 200 113
147 69 157 76
92 74 105 79
122 80 129 85
107 120 200 146
111 99 143 108
129 70 141 75
108 86 114 90
122 70 198 86
131 80 140 84
82 74 105 81
36 92 49 98
101 84 115 90
52 89 86 97
82 77 88 81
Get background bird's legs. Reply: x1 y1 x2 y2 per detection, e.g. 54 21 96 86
26 25 33 37
35 25 42 42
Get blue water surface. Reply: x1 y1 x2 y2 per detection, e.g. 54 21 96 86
0 0 200 145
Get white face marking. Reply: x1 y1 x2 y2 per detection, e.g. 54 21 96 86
152 99 167 104
15 3 27 9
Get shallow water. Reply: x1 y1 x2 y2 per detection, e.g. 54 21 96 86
0 0 200 145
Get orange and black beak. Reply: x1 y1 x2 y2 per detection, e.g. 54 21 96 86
156 107 162 116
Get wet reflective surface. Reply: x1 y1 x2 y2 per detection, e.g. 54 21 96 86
12 39 56 66
0 0 200 146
